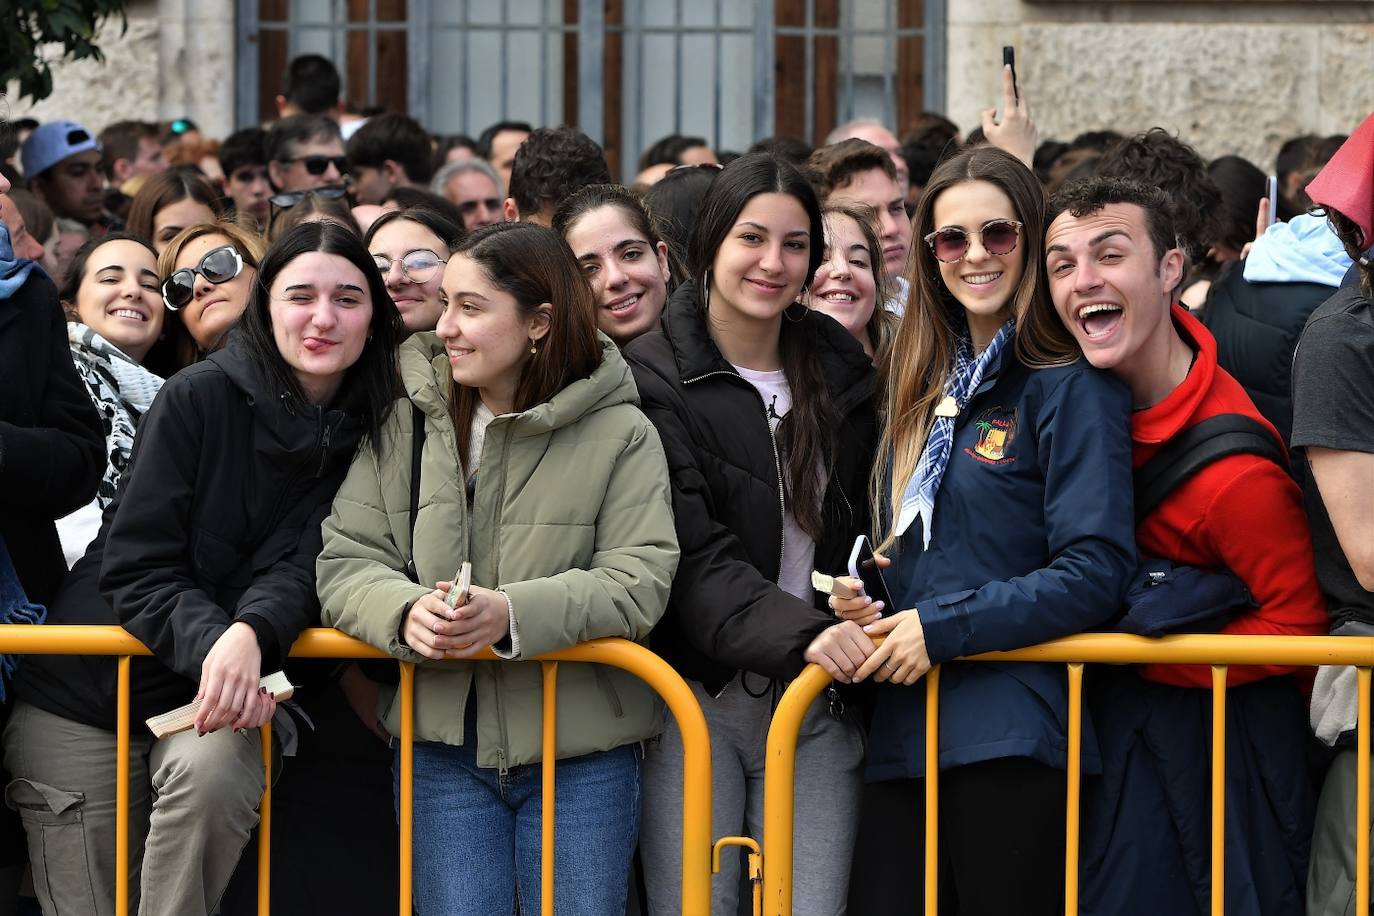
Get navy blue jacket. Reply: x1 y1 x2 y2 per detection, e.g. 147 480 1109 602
864 353 1136 781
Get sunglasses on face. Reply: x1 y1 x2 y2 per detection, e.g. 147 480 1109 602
269 185 350 211
458 198 501 218
162 245 244 310
373 249 447 283
280 154 349 177
924 219 1023 263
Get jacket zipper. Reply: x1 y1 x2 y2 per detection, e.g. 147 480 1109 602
684 370 787 580
489 422 515 776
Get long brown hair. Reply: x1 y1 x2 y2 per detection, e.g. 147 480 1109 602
815 203 898 367
447 222 602 466
874 146 1078 550
125 169 227 248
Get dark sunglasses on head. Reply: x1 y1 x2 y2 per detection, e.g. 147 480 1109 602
373 249 447 282
280 154 349 177
924 219 1022 263
269 185 350 210
162 245 244 311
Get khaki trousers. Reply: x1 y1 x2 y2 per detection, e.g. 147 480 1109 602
2 700 264 916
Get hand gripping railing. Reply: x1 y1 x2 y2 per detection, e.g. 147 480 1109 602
0 626 712 916
761 632 1374 916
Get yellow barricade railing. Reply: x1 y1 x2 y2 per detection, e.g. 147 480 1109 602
0 625 712 916
762 632 1374 916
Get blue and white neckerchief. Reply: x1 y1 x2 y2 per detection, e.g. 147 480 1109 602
0 223 36 299
896 319 1015 547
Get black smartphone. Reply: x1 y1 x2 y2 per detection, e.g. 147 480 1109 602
848 535 894 608
1003 46 1019 103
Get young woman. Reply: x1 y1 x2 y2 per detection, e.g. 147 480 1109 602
837 146 1137 915
553 183 676 345
144 221 264 378
266 188 360 243
805 203 897 363
53 233 167 564
125 169 227 254
624 153 877 916
5 220 400 916
316 221 677 916
364 206 461 334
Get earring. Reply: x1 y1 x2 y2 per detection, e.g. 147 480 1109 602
529 338 538 354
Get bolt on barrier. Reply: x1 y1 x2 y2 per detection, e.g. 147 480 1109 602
760 632 1374 916
0 625 713 916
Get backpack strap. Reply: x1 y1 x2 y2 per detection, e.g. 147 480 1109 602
406 402 426 582
1134 414 1288 523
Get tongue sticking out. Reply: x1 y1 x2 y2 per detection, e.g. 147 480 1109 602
1083 308 1122 338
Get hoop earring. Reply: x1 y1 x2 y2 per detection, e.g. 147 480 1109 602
783 300 807 323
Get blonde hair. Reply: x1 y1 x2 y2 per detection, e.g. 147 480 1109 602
874 147 1079 551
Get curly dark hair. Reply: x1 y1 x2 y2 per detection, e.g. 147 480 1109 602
507 126 612 219
1094 128 1221 262
638 133 712 170
1048 176 1177 264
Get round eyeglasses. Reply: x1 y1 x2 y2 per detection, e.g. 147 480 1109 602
373 249 447 283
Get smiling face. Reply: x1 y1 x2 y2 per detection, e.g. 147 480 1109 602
435 253 549 412
808 212 878 351
828 167 912 277
1045 201 1183 374
72 239 164 362
369 219 447 333
268 251 374 405
709 192 813 325
173 234 255 351
152 197 218 254
564 204 671 344
930 180 1024 339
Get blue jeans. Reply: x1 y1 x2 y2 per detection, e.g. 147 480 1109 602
396 736 641 916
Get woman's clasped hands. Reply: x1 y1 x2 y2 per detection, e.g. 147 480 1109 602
804 555 933 686
402 580 511 660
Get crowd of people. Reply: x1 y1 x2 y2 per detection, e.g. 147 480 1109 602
1 48 1372 916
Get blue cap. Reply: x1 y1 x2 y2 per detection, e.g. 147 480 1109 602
21 120 101 177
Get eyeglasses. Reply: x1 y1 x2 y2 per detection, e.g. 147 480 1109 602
373 249 447 282
924 219 1022 263
280 154 349 177
162 245 244 310
269 186 350 211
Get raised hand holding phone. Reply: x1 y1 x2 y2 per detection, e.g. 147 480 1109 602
982 48 1036 167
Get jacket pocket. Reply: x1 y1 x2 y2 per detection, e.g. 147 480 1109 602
192 527 249 588
6 778 98 915
594 667 625 718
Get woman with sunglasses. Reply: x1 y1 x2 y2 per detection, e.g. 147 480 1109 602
835 146 1136 915
364 206 461 334
625 154 877 916
553 183 677 346
52 233 167 564
5 220 401 916
144 221 263 378
125 169 228 255
317 222 676 915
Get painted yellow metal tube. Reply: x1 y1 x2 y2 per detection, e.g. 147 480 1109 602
925 666 940 916
971 632 1374 667
1065 663 1083 916
258 723 273 916
1211 665 1227 916
761 663 830 916
116 655 131 916
399 662 415 916
541 662 559 916
1358 667 1370 916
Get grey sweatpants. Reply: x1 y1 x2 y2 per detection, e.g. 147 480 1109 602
2 700 265 916
1310 748 1374 916
639 674 864 916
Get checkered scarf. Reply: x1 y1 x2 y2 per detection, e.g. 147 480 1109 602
895 319 1015 547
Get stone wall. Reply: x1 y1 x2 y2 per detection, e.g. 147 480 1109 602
946 0 1374 172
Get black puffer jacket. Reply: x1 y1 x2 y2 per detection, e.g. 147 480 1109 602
0 270 104 607
1201 260 1333 443
16 335 366 729
624 283 877 694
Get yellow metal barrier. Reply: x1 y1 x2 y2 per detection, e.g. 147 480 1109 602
761 632 1374 916
0 626 712 916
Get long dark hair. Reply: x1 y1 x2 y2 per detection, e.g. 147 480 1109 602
237 221 401 445
688 152 833 540
125 169 227 247
448 222 602 466
552 182 683 292
58 231 158 317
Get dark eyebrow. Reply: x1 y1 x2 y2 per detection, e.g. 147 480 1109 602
1048 228 1131 256
94 263 126 275
336 283 365 294
577 238 645 262
449 290 489 301
138 268 159 282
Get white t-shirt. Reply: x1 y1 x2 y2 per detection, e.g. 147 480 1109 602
732 365 816 602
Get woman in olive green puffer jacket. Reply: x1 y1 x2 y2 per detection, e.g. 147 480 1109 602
316 222 678 915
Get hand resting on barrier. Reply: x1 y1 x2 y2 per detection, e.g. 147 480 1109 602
826 554 933 686
402 580 511 660
195 621 278 735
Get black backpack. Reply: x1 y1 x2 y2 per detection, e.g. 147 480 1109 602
1133 414 1288 523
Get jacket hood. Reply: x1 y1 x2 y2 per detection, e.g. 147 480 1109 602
656 280 874 409
1243 213 1352 287
1132 305 1218 446
399 329 639 434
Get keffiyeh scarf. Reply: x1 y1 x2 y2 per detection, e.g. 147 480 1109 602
0 222 36 298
